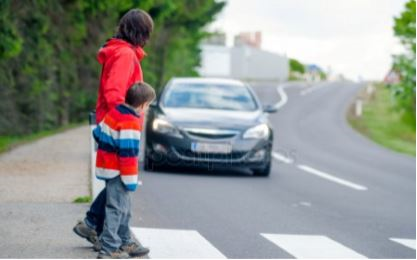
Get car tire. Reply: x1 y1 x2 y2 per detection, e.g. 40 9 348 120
144 156 155 171
253 161 271 177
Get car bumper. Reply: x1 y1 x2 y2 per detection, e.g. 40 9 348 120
146 132 271 169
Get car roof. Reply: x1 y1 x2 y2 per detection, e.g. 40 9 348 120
169 77 246 87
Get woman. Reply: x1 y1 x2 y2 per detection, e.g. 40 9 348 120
73 8 153 258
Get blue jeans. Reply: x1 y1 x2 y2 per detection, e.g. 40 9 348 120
99 176 133 253
85 120 106 235
85 188 106 235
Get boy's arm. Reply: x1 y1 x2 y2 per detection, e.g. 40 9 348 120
118 127 141 191
103 50 135 110
92 124 101 143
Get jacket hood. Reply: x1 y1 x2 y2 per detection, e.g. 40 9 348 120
97 38 146 64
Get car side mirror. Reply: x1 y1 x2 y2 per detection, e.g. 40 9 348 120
263 104 279 113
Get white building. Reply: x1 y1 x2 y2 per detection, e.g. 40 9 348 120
198 44 289 82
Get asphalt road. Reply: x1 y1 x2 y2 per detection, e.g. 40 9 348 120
130 81 416 258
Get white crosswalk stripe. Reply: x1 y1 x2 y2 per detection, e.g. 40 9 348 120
129 227 414 258
390 238 416 250
130 227 226 258
261 233 366 258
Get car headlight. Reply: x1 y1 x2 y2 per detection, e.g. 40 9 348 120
152 118 182 138
243 124 269 139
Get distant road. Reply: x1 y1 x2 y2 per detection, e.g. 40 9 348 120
128 81 415 258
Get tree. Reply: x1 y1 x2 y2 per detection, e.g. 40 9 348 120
390 0 416 125
141 0 225 88
289 58 305 74
0 0 225 135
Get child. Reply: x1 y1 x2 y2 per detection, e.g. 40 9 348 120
93 82 155 259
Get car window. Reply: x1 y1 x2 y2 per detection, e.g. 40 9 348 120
162 83 258 111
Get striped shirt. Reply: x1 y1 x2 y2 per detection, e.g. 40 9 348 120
93 104 143 191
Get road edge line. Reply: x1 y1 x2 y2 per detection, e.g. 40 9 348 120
297 164 368 191
275 83 289 110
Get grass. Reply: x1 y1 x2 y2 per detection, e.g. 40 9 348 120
73 195 92 203
0 121 87 154
348 83 416 156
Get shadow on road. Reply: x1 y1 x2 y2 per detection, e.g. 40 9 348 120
144 164 258 178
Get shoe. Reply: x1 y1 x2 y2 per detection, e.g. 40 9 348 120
120 242 150 257
97 249 129 259
73 220 98 244
93 240 102 252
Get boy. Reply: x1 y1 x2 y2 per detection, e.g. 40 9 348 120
93 82 155 259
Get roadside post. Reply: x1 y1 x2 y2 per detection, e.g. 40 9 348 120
89 111 105 199
366 84 374 95
355 99 363 117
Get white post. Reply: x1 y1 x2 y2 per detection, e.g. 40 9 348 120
89 111 105 200
355 99 363 117
366 84 374 95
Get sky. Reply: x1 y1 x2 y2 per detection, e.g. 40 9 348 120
208 0 409 80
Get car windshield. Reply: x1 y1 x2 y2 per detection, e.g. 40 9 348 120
162 82 258 111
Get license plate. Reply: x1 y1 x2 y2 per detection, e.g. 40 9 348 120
191 142 232 154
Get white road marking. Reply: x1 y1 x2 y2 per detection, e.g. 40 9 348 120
297 164 368 191
272 152 294 164
274 81 308 110
300 83 331 96
390 238 416 250
130 227 226 258
273 83 368 192
261 234 366 258
276 84 289 109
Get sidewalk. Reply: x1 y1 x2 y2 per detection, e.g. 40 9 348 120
0 125 97 258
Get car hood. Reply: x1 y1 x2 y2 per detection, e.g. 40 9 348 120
161 107 264 130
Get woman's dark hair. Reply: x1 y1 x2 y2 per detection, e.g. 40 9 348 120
115 9 154 47
125 82 156 108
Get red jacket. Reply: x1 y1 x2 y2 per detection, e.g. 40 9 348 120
95 38 146 123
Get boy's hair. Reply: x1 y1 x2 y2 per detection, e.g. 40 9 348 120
115 9 154 47
125 82 156 108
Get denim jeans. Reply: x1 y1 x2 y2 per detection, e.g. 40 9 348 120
85 124 107 235
99 176 133 253
84 188 106 235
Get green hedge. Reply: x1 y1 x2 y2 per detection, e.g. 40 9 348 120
0 0 224 136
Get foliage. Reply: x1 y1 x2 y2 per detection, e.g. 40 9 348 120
319 71 327 80
348 84 415 156
390 0 416 125
0 0 224 136
289 58 305 74
73 195 92 203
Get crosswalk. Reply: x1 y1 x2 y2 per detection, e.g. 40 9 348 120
130 227 415 258
261 234 365 258
389 238 416 250
130 227 226 258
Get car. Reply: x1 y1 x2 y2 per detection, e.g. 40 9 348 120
144 77 278 176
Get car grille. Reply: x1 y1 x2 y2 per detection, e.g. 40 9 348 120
183 128 239 139
173 147 248 162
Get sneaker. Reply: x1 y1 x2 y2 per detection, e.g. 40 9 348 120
93 240 102 252
73 220 98 244
97 249 129 259
120 242 150 258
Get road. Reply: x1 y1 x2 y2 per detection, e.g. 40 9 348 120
128 80 416 258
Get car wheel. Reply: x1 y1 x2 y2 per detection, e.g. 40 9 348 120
253 160 271 176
